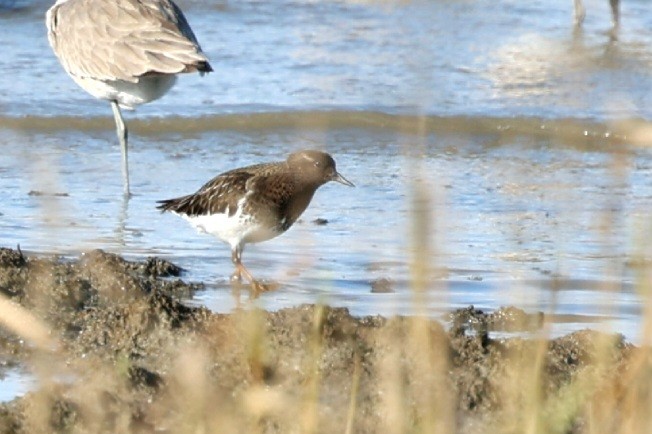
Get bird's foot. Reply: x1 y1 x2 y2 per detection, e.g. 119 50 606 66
230 270 243 283
250 280 270 298
249 279 280 298
230 263 279 298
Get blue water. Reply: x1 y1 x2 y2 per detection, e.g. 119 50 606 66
1 1 652 404
3 0 652 118
0 367 32 402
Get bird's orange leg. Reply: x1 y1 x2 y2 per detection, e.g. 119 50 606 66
231 246 273 296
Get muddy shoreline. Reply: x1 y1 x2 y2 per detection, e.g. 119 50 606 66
0 247 646 433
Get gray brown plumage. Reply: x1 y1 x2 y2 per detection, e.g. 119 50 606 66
46 0 212 196
157 150 354 291
47 0 212 83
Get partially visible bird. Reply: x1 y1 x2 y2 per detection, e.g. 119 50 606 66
46 0 213 196
573 0 620 29
157 150 354 292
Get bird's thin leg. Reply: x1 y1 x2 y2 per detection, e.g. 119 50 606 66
606 0 620 41
573 0 585 26
230 245 270 296
230 247 244 282
610 0 620 28
231 245 257 283
110 100 131 197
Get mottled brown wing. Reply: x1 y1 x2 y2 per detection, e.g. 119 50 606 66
156 162 280 217
46 0 211 83
157 171 251 217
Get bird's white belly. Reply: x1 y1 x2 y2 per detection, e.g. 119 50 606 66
70 74 177 109
181 212 280 249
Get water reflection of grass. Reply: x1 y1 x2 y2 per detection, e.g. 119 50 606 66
1 125 652 434
0 244 650 433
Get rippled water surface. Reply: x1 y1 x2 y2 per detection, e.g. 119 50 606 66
1 0 652 368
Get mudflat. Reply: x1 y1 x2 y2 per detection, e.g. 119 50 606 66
0 247 646 433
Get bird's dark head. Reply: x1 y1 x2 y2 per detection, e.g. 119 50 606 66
287 150 354 187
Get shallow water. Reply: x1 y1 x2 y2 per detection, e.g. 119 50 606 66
0 367 32 402
1 0 652 370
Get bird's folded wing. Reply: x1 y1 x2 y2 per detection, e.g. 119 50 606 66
47 0 210 83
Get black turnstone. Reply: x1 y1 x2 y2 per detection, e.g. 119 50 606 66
157 150 354 292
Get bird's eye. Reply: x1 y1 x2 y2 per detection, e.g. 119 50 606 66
314 161 321 167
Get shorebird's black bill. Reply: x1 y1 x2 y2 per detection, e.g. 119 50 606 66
332 171 354 187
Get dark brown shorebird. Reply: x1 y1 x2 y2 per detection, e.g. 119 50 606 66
46 0 213 196
157 150 354 292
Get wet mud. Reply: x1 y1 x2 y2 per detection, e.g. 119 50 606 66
0 247 647 433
